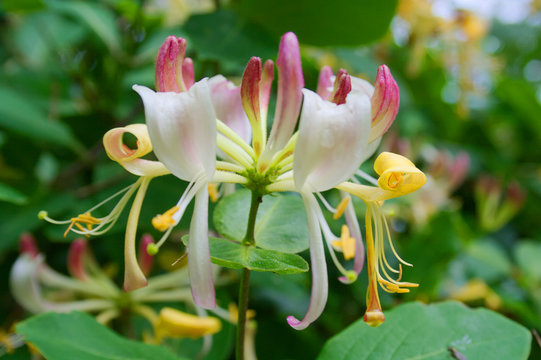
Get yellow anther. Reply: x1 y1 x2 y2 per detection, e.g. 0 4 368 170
152 206 179 232
332 225 356 261
228 303 256 323
208 183 219 203
38 210 48 220
154 307 221 341
333 196 351 220
64 212 101 237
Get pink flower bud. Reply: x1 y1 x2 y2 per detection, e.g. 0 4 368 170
155 36 188 92
138 234 155 276
67 238 88 281
19 233 39 259
316 66 333 101
330 69 352 105
369 65 400 143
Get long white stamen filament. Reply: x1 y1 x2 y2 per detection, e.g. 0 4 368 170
377 205 412 267
217 134 254 168
315 192 337 213
356 169 379 186
216 119 256 160
315 206 351 278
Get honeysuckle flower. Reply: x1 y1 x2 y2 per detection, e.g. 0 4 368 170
128 32 303 311
40 123 170 292
9 233 227 349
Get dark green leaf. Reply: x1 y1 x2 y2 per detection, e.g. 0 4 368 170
317 301 531 360
213 190 309 253
184 11 278 69
0 86 81 150
16 312 184 360
235 0 398 46
2 0 45 13
184 236 309 274
0 183 27 205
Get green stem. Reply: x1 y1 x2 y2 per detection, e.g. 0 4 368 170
236 191 262 360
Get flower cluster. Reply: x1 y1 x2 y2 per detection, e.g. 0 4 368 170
10 233 223 345
41 32 426 329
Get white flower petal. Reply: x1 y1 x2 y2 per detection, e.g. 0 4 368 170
133 80 217 182
294 89 371 192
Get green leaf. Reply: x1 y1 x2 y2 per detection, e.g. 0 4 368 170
235 0 398 46
0 86 81 150
515 240 541 282
1 0 45 13
184 236 309 274
45 0 124 58
317 301 531 360
213 190 309 253
16 312 185 360
465 239 512 281
184 11 278 69
0 183 27 205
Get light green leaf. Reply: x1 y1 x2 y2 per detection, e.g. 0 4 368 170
317 301 531 360
184 236 309 274
0 86 81 150
235 0 398 46
465 239 512 281
0 183 27 205
515 240 541 281
213 190 309 253
16 312 185 360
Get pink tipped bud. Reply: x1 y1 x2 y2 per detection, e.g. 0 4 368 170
477 175 501 196
506 182 525 208
182 57 194 89
138 234 155 276
241 57 262 125
260 59 274 115
155 36 188 92
448 152 470 190
330 69 352 105
317 66 334 101
369 65 400 142
19 233 39 259
67 239 88 281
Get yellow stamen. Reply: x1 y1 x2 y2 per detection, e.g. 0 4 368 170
332 225 356 260
152 206 179 232
332 196 351 220
208 183 219 203
154 307 221 341
64 212 101 237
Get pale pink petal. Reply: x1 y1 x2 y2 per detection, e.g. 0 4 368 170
260 59 274 119
294 89 371 192
182 57 195 89
19 233 39 259
316 66 333 101
188 185 216 309
133 80 217 181
287 193 328 330
241 57 262 126
209 75 251 143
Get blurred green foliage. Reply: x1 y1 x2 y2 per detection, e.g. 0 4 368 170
1 0 541 359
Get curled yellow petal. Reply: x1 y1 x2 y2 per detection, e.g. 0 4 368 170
103 124 153 163
103 124 169 177
155 307 221 340
337 152 426 202
375 152 426 195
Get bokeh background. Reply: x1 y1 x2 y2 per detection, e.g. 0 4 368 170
1 0 541 359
